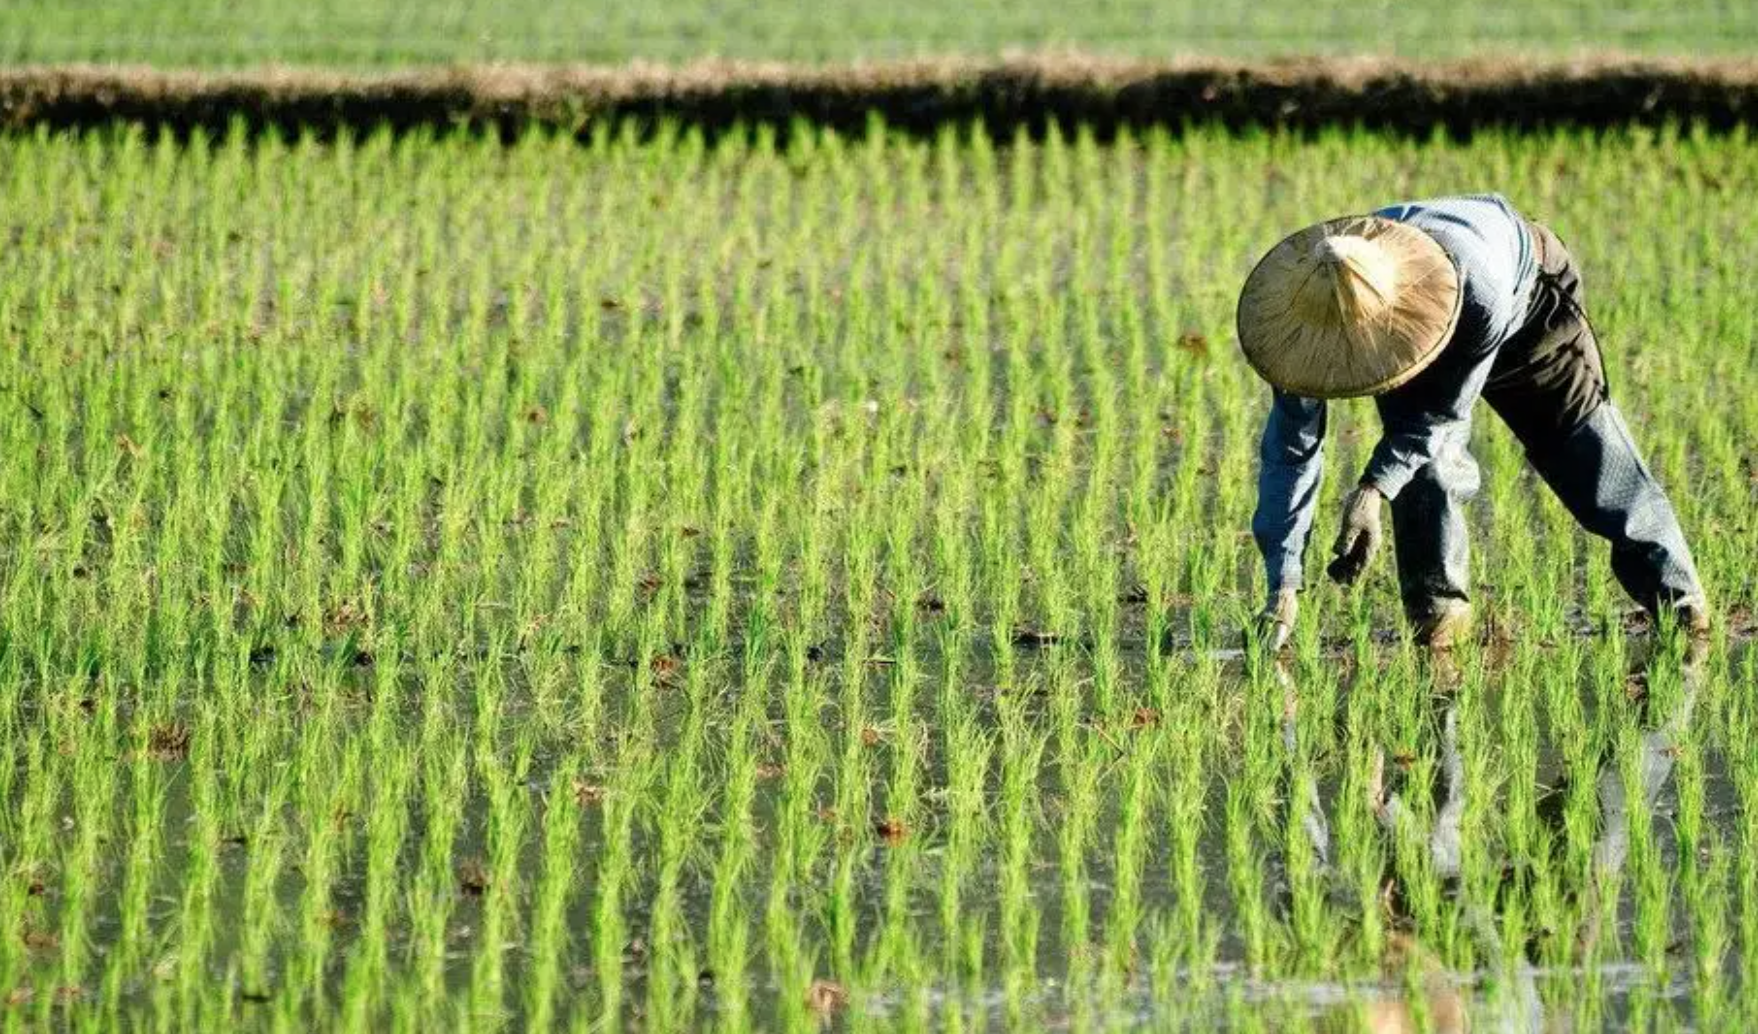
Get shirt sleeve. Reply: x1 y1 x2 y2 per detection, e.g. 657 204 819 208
1360 342 1498 500
1251 390 1327 590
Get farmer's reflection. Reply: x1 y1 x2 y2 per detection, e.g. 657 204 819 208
1275 642 1705 1033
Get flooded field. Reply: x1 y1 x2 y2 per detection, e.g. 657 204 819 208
1 124 1755 1030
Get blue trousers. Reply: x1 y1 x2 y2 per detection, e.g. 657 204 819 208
1388 224 1705 622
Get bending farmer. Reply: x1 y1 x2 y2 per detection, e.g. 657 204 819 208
1238 194 1708 648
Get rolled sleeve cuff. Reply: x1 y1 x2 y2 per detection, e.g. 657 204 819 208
1361 464 1416 502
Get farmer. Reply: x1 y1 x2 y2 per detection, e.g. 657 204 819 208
1238 194 1708 648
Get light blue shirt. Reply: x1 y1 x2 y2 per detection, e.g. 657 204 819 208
1251 194 1538 589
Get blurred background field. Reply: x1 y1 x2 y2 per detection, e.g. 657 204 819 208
2 0 1755 67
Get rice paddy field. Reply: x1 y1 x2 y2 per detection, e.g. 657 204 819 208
1 121 1756 1032
3 0 1756 67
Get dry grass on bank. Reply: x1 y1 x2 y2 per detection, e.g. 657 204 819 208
4 55 1758 137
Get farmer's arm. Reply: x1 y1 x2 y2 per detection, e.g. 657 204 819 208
1358 343 1498 500
1252 390 1327 589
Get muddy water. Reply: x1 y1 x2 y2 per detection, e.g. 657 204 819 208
30 631 1749 1030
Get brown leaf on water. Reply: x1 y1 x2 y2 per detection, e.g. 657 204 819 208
458 859 491 897
875 817 910 846
328 400 377 431
4 987 31 1007
571 779 607 805
805 978 849 1015
1128 707 1161 730
324 599 370 634
146 723 190 761
754 762 785 780
649 654 681 683
860 727 882 748
1176 330 1211 358
52 986 83 1005
20 926 57 952
1011 627 1063 648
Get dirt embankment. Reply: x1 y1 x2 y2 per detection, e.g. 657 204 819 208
4 56 1758 139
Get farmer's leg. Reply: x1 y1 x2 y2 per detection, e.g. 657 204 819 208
1388 437 1480 633
1486 222 1706 617
1524 404 1706 614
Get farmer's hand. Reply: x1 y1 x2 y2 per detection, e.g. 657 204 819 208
1327 484 1384 586
1255 588 1299 652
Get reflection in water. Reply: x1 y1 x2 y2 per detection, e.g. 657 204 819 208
1592 642 1703 879
1275 638 1707 1033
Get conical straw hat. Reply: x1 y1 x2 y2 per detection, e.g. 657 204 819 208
1236 216 1463 399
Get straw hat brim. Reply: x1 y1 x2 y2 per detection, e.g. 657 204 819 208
1235 216 1464 399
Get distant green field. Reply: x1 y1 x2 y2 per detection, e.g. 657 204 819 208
1 123 1755 1030
1 0 1754 67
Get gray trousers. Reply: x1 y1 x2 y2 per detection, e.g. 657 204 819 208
1389 224 1705 622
